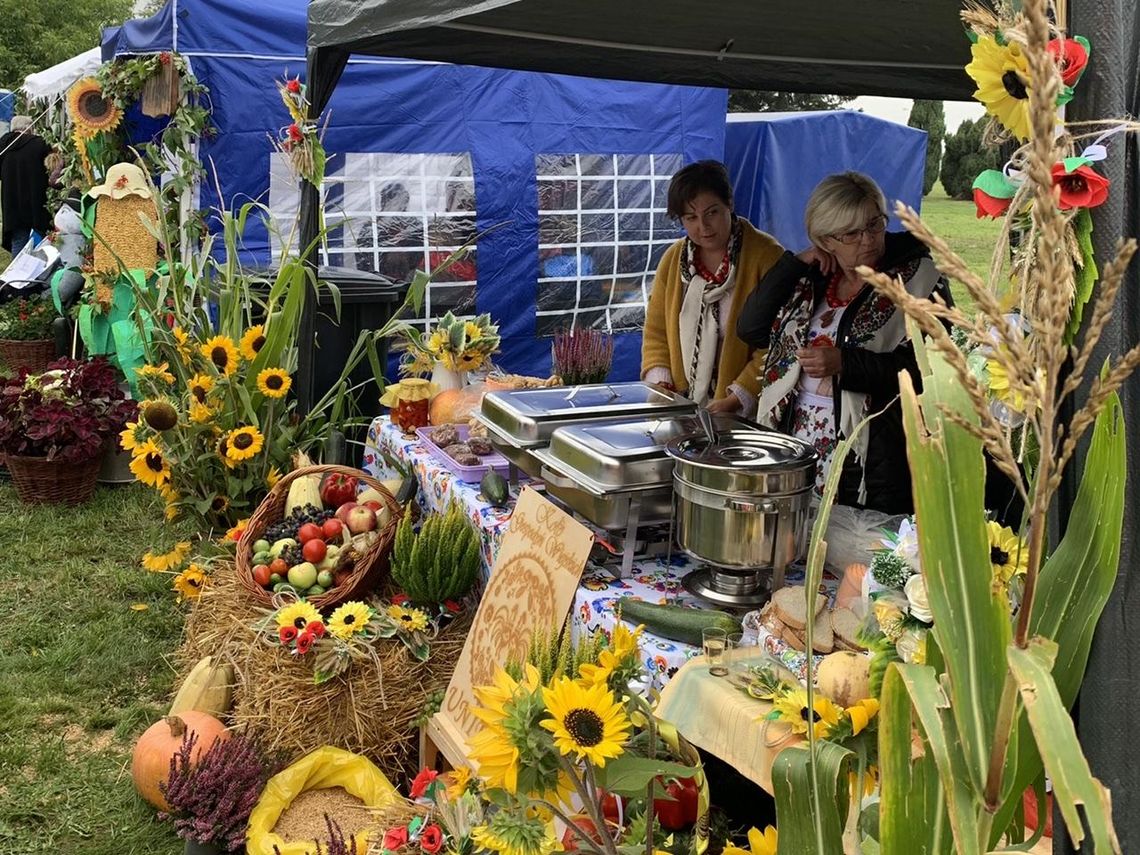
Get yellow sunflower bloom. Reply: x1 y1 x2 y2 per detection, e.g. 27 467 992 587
136 362 175 386
266 466 282 489
173 564 208 602
471 816 562 855
464 321 482 342
987 520 1029 589
276 601 322 632
189 399 216 424
580 622 644 686
426 329 448 355
223 518 250 543
67 77 122 138
848 765 879 799
130 439 171 488
986 356 1027 412
772 687 841 740
468 665 542 794
224 426 264 462
188 373 215 403
846 698 881 736
966 35 1033 141
540 677 631 766
723 826 778 855
164 500 181 522
119 421 147 452
172 327 194 364
445 765 474 799
387 604 429 633
140 541 192 573
141 398 179 432
257 368 292 399
240 325 267 361
328 601 373 639
200 335 239 377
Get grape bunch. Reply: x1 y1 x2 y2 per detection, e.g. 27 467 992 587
279 545 304 567
265 504 335 542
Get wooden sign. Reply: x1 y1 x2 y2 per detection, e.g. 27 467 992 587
425 487 594 768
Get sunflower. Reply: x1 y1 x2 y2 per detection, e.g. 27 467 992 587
464 321 482 342
200 335 239 376
217 436 240 469
173 564 208 602
257 368 291 399
987 520 1029 589
540 677 631 767
772 687 841 740
130 439 171 488
723 826 778 855
468 665 541 794
189 399 216 424
240 325 267 361
164 499 181 522
119 421 147 452
136 362 175 386
276 601 322 632
209 495 230 516
579 622 644 687
223 518 250 542
141 541 191 573
471 812 562 855
328 601 374 640
266 466 282 489
965 35 1033 141
845 698 881 736
224 426 264 462
67 77 122 137
141 398 179 432
387 603 429 633
986 357 1026 412
426 329 449 355
188 373 215 404
172 327 194 364
445 765 475 799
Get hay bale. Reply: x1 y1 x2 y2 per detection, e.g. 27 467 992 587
178 567 470 787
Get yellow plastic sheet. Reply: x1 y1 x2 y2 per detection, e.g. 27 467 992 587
246 746 399 855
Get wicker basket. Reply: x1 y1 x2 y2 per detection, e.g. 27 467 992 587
6 453 102 504
0 339 57 375
236 464 403 611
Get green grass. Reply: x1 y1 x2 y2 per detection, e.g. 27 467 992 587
918 183 1006 314
0 483 187 855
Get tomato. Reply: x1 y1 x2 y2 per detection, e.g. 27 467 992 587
599 790 620 823
302 539 327 563
269 557 289 576
321 518 343 540
297 523 324 543
252 564 272 587
561 816 599 853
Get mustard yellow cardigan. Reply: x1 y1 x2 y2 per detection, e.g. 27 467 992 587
641 219 785 400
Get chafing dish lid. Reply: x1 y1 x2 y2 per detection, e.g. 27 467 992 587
666 430 818 471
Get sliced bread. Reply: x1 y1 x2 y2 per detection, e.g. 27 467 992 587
829 607 866 652
771 585 827 631
809 609 834 653
780 624 806 652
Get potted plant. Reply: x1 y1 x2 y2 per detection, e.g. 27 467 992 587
0 297 59 375
0 356 136 504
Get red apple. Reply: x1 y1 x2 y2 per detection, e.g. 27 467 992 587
345 505 377 534
321 518 343 540
363 500 383 513
335 501 358 525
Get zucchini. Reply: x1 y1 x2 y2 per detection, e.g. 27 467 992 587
480 471 509 507
617 598 742 647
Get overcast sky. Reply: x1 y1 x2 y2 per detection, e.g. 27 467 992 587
850 96 985 133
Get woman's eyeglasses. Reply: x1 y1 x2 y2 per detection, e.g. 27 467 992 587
830 214 888 245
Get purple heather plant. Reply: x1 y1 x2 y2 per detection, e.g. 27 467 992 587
551 327 614 386
160 731 283 852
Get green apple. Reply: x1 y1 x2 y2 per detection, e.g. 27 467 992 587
252 551 271 566
306 585 326 597
272 581 290 594
317 570 334 588
269 538 298 559
269 573 284 585
253 539 271 554
287 561 318 589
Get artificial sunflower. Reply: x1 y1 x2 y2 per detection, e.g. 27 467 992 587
130 439 171 488
723 826 778 855
141 398 179 432
240 325 267 361
257 368 291 399
387 603 429 633
173 564 208 602
188 373 215 403
189 399 216 424
471 812 562 855
140 541 192 573
223 518 250 542
540 677 631 766
224 426 264 462
276 601 322 632
136 362 175 386
67 77 122 138
266 466 282 489
965 35 1033 141
846 698 881 736
328 601 373 640
445 765 474 799
772 687 841 740
201 335 239 377
119 420 147 452
987 520 1029 588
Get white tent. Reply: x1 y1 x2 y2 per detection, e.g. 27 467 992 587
22 48 102 102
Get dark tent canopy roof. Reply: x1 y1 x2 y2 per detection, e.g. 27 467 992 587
307 0 981 112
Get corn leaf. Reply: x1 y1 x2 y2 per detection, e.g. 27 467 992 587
1007 638 1121 853
771 742 852 855
900 330 1010 791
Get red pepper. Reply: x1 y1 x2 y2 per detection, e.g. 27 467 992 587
653 776 698 830
320 472 358 508
598 788 620 823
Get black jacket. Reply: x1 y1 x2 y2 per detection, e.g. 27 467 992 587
737 232 952 514
0 131 52 251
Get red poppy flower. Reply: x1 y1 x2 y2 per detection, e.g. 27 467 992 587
306 620 326 638
279 626 298 645
286 78 302 94
382 826 408 852
1046 38 1089 86
159 51 172 66
974 188 1013 219
420 824 444 854
295 631 314 655
392 593 410 606
1051 162 1110 210
288 124 304 143
409 767 439 799
443 599 462 614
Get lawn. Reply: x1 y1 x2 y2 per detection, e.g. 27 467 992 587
918 183 1006 313
0 483 187 855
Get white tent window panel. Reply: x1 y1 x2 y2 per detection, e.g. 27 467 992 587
535 152 681 338
268 152 477 331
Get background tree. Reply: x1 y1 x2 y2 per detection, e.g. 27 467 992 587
0 0 131 90
728 91 851 112
908 99 946 195
939 118 1002 200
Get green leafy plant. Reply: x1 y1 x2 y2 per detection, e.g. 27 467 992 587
0 298 58 341
391 502 481 606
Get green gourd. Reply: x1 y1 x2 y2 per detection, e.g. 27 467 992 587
391 502 481 606
617 598 742 647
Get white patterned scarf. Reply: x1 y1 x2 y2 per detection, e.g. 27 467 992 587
678 222 741 405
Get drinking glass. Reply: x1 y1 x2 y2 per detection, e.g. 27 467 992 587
703 627 728 676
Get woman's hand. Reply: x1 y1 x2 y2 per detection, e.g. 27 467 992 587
706 395 742 414
796 246 837 276
796 346 842 378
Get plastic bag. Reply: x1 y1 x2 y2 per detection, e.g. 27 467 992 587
823 505 907 573
246 746 400 855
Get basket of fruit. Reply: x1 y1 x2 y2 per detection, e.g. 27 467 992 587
235 464 403 610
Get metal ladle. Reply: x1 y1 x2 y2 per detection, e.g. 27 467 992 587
697 408 718 458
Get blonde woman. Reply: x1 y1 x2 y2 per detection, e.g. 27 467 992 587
737 171 951 513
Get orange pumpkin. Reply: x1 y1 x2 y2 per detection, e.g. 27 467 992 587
131 712 229 810
429 387 478 425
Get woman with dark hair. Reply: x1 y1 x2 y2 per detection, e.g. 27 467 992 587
641 160 784 412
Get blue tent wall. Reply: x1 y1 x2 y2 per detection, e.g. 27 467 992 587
104 0 727 379
725 111 927 252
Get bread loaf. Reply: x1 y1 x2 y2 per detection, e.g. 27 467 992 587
772 585 827 631
829 607 866 652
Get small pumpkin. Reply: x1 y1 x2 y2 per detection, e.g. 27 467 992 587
131 712 229 810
